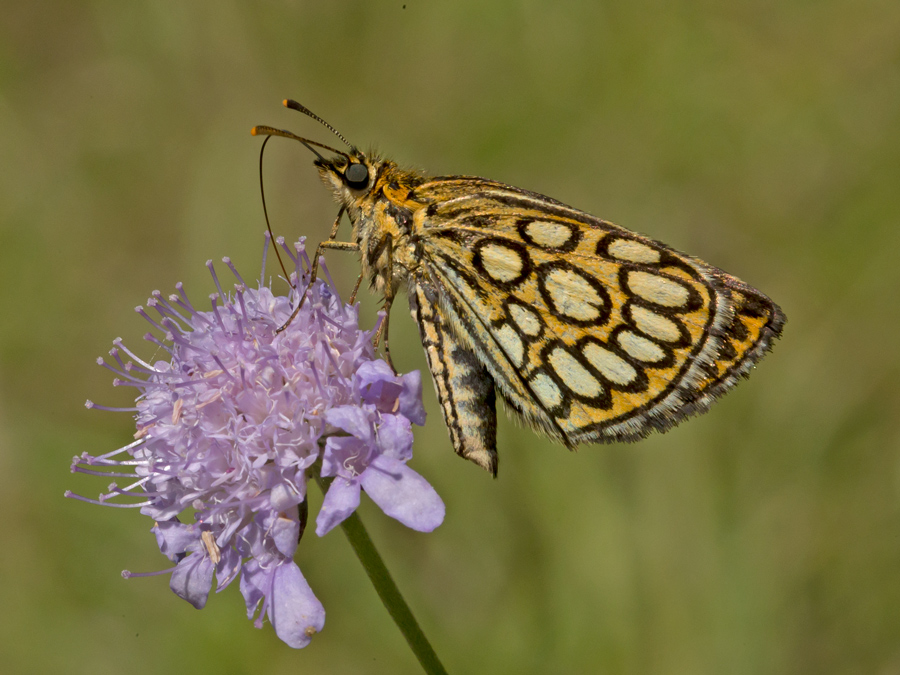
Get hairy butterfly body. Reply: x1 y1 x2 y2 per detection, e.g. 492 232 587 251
254 101 785 476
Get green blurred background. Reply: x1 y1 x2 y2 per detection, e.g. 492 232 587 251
2 1 898 673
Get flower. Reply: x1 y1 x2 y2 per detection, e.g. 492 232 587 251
67 235 445 648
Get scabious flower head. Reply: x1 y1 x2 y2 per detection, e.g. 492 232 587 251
67 235 444 648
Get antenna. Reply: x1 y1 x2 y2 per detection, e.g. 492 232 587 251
283 99 357 152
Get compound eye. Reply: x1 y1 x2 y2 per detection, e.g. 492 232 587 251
344 162 369 189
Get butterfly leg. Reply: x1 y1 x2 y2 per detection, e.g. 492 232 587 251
276 207 352 333
372 235 397 373
348 273 364 304
277 240 360 332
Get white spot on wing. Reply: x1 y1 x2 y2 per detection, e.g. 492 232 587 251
509 303 542 336
627 271 690 307
496 324 525 367
549 346 604 397
607 239 661 263
526 221 573 247
631 306 682 343
617 331 666 363
531 372 563 408
443 266 477 301
480 243 525 283
544 268 603 321
582 343 637 385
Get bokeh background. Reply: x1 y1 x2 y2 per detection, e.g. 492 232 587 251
2 1 899 673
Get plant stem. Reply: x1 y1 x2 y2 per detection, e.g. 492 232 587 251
315 474 448 675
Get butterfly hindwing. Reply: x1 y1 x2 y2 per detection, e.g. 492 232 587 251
410 272 499 474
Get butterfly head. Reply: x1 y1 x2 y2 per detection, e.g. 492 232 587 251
253 99 387 214
314 150 379 208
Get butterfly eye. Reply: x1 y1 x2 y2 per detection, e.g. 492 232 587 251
344 163 369 189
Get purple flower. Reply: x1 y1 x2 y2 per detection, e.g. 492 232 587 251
318 361 443 535
67 235 444 648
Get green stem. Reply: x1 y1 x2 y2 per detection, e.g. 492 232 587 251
315 474 448 675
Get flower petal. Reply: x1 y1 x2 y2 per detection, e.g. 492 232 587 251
322 435 368 478
398 370 426 425
271 508 301 558
216 546 242 590
358 375 404 413
360 455 445 532
170 552 215 609
325 405 374 442
376 414 413 461
355 360 395 389
153 520 200 559
269 561 325 649
239 558 266 620
269 481 303 512
316 477 361 536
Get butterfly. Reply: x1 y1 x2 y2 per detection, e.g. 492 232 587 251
253 100 785 476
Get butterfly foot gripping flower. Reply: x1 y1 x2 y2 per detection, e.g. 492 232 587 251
67 234 444 648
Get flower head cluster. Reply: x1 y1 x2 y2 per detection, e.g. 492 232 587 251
67 236 444 648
